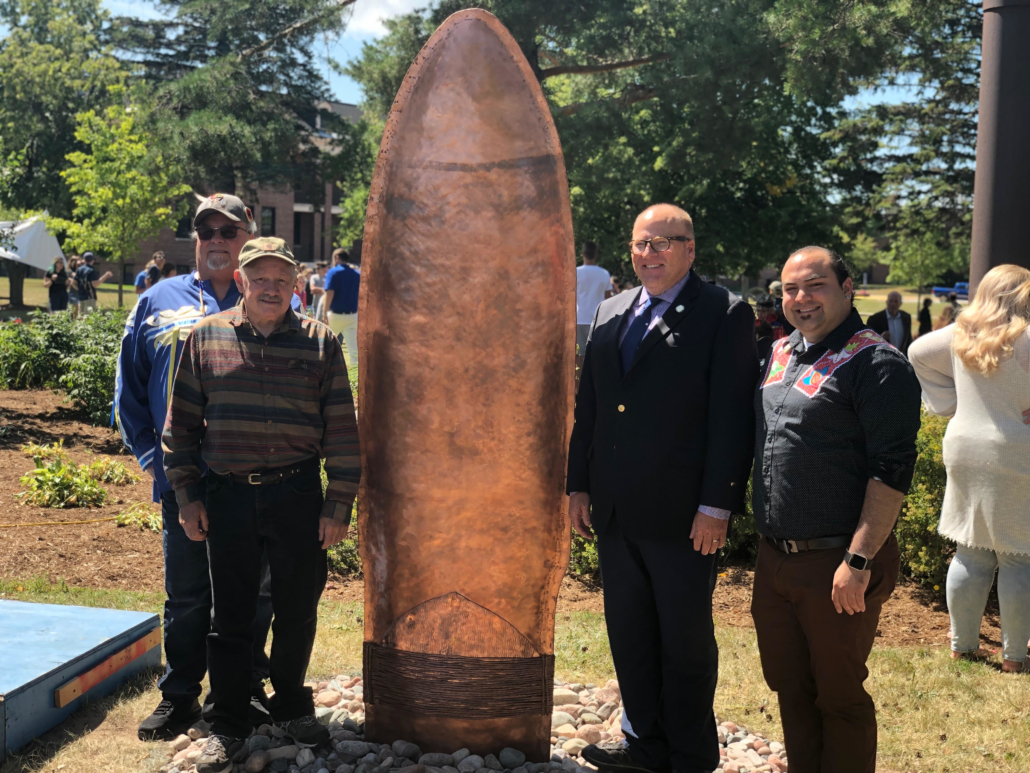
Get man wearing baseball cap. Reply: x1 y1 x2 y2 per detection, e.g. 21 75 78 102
115 194 300 741
163 238 360 772
73 251 114 314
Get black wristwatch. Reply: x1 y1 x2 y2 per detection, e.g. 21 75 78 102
843 550 872 571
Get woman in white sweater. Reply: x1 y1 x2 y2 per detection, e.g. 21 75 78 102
908 264 1030 674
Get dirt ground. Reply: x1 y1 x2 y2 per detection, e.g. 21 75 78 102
0 389 1003 652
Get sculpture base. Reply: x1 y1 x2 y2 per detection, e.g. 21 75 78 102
363 643 555 761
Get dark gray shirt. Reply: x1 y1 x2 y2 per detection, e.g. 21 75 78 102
752 309 921 540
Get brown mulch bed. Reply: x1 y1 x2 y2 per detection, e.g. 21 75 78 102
0 390 162 591
0 389 1002 651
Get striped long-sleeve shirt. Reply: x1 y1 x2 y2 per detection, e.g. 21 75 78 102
162 305 360 523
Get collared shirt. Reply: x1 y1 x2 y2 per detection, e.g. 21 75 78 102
617 271 730 521
114 272 300 501
753 309 921 540
161 305 360 523
618 271 692 346
886 310 904 349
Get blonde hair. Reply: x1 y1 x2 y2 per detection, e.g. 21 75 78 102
952 265 1030 375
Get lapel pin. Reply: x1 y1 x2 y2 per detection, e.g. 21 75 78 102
675 305 684 312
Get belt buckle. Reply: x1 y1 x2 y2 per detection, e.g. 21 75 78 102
247 473 262 485
785 539 799 553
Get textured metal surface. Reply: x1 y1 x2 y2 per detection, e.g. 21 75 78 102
357 8 575 760
970 2 1030 292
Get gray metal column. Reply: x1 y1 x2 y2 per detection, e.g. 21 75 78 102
969 0 1030 293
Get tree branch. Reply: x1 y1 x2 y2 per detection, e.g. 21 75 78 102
556 83 659 117
539 53 670 80
239 0 359 60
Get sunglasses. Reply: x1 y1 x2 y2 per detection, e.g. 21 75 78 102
196 225 246 241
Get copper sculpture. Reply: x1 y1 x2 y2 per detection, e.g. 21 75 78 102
356 8 576 761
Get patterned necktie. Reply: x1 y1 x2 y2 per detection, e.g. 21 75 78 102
621 300 656 375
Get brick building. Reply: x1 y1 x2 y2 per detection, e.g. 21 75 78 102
94 101 361 285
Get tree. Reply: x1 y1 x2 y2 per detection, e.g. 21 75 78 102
346 0 846 280
46 95 191 308
884 210 970 301
0 0 125 217
777 0 980 270
110 0 361 199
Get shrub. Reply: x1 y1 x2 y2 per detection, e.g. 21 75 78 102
17 457 107 508
327 538 363 577
569 533 601 583
116 502 161 532
84 457 140 485
0 309 127 425
20 440 70 462
896 410 953 589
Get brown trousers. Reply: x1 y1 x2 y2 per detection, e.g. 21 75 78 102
751 533 900 773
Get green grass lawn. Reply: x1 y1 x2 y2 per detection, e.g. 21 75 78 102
0 577 1026 773
0 276 137 315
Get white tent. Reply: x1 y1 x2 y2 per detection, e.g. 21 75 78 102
0 218 64 272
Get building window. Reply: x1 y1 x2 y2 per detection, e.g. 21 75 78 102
261 207 276 236
294 213 302 246
174 216 192 240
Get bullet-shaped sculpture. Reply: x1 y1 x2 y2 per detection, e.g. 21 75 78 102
356 8 576 760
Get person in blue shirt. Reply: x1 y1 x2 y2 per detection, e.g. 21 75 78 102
322 248 361 369
115 194 299 741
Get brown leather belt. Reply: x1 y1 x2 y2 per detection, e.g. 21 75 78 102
224 458 319 486
765 535 851 554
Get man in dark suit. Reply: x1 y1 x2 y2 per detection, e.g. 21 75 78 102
866 291 912 355
568 204 759 773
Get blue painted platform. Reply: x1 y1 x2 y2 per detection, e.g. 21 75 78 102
0 600 161 761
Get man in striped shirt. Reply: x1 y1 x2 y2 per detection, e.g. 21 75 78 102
163 237 360 773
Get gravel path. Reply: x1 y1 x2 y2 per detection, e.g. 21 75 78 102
161 677 788 773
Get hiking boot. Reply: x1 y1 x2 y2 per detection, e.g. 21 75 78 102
137 697 202 741
195 734 245 773
277 715 330 747
249 685 271 725
582 742 654 773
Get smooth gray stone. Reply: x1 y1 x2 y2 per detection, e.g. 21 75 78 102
457 755 484 773
251 735 273 753
337 743 377 759
451 751 471 765
483 755 503 772
392 742 422 761
419 754 455 768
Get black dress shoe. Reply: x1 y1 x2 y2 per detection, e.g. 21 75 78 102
137 697 202 741
582 742 655 773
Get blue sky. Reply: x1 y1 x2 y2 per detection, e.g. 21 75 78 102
103 0 426 105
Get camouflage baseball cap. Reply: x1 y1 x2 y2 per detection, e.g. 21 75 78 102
193 193 254 228
238 237 298 269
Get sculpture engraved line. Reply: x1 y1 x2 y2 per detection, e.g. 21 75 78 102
357 8 576 760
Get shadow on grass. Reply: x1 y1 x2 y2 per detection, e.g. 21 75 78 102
0 668 165 773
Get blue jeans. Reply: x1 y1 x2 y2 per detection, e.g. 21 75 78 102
948 543 1030 663
158 489 274 701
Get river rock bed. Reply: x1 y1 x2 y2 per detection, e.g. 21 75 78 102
161 677 788 773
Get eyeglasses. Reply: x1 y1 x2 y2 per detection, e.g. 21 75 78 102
628 236 692 255
196 225 246 241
